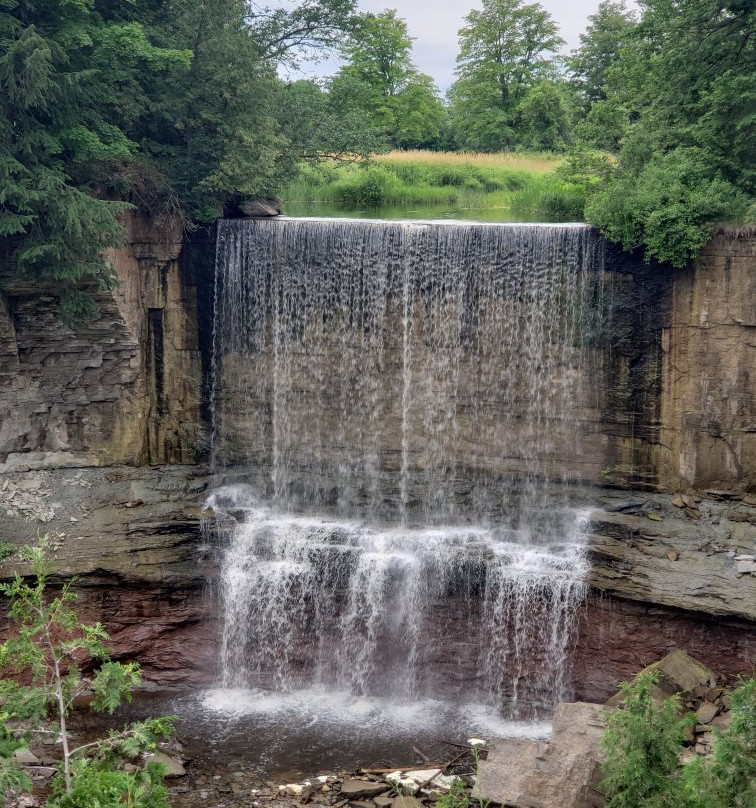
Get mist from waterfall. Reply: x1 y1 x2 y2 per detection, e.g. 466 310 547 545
209 218 604 720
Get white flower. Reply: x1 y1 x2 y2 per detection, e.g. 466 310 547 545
467 738 486 747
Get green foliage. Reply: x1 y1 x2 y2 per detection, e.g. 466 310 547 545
515 80 573 152
331 10 445 149
601 671 693 807
449 0 564 151
436 779 470 808
276 80 385 164
601 672 756 808
690 678 756 808
0 540 174 806
578 0 755 263
284 152 579 221
555 148 616 194
568 1 637 105
0 0 190 311
586 147 748 266
0 0 365 316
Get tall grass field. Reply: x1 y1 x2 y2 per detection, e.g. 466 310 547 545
283 150 586 222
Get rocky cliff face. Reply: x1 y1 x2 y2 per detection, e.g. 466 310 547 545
0 221 753 696
0 214 205 472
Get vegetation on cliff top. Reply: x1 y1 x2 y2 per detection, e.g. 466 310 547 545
0 0 753 317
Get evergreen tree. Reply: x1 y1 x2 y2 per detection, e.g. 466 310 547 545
0 0 189 318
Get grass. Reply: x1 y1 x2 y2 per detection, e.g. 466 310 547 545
283 150 585 222
375 149 561 173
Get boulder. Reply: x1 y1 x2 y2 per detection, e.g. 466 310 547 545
473 702 606 808
695 700 721 725
340 780 390 799
149 752 186 777
13 748 41 765
238 199 282 218
606 650 714 707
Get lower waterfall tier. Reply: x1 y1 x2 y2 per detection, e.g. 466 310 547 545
212 487 589 719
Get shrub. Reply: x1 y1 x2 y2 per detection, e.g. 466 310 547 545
0 541 174 807
586 148 749 267
332 165 404 206
601 671 756 808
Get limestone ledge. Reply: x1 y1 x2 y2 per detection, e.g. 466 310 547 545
586 493 756 622
1 467 755 626
0 465 211 585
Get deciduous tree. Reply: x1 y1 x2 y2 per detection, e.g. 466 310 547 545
449 0 563 151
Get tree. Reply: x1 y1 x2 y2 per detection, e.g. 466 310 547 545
332 10 445 149
581 0 754 264
0 0 191 320
139 0 287 222
515 79 573 151
0 542 174 806
246 0 358 66
0 0 364 319
449 0 564 151
274 79 385 163
568 1 637 106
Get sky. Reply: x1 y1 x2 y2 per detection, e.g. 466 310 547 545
283 0 639 92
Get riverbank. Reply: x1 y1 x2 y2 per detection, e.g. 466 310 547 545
282 150 583 222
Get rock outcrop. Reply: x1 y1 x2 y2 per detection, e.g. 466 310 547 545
0 466 217 686
0 214 205 472
585 491 756 621
0 220 754 692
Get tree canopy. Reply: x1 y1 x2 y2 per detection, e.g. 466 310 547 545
331 10 445 149
1 0 753 300
578 0 755 265
448 0 564 151
0 0 366 317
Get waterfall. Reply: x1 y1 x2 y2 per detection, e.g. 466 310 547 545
210 217 604 719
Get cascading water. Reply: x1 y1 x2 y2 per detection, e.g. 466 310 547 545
209 218 604 722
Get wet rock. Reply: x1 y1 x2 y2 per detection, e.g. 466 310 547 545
13 748 40 765
340 780 390 800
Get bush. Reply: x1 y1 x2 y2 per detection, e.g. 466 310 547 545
0 541 174 807
332 165 404 206
586 148 749 267
601 671 756 808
